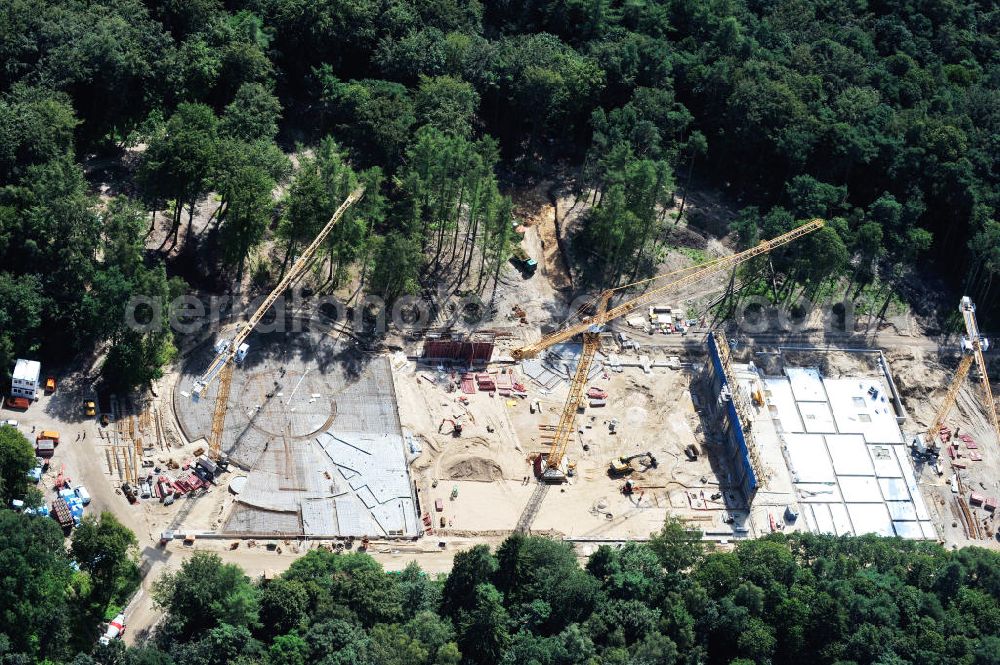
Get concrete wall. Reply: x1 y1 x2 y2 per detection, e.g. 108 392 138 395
704 335 758 503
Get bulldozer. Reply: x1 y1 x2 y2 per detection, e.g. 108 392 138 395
608 452 657 476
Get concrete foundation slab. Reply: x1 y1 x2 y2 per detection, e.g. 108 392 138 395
178 332 419 538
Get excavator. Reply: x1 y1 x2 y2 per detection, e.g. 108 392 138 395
608 452 657 476
438 418 463 437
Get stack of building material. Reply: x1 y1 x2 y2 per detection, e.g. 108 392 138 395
495 372 513 396
476 373 495 391
587 387 608 400
460 373 476 394
521 343 606 390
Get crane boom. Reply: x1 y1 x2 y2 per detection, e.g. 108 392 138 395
963 298 1000 441
513 219 824 360
194 186 365 461
925 355 973 448
529 219 824 484
923 296 999 450
193 185 366 398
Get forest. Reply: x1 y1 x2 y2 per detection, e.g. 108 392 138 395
1 506 998 665
0 0 997 387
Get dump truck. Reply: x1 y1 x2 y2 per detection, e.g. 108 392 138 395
511 245 537 276
37 430 60 445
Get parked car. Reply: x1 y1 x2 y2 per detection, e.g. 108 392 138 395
2 419 17 427
83 400 96 417
140 482 151 499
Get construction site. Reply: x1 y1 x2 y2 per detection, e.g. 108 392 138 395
126 202 997 551
31 189 998 571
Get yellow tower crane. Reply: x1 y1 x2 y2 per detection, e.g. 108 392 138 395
513 219 824 484
193 186 366 460
918 296 999 453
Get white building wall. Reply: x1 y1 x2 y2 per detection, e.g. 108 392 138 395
11 359 40 399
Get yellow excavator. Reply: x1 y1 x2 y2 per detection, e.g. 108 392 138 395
609 452 658 476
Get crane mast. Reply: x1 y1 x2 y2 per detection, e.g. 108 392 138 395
194 185 365 460
522 219 825 483
922 296 998 452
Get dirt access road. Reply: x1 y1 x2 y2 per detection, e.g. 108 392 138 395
1 383 154 541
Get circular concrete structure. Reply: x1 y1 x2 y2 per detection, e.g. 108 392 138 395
174 329 368 468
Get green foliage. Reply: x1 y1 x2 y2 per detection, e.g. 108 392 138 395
0 85 78 182
0 424 35 505
315 73 416 168
222 82 283 142
441 544 496 619
458 584 510 665
70 512 139 604
139 102 221 246
576 154 674 285
215 139 288 280
1 0 998 321
414 75 479 138
3 527 997 665
258 578 309 639
493 534 599 632
152 551 259 641
99 250 184 391
368 231 422 303
0 511 76 661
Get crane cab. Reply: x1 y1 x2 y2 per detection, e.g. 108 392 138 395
236 343 250 362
